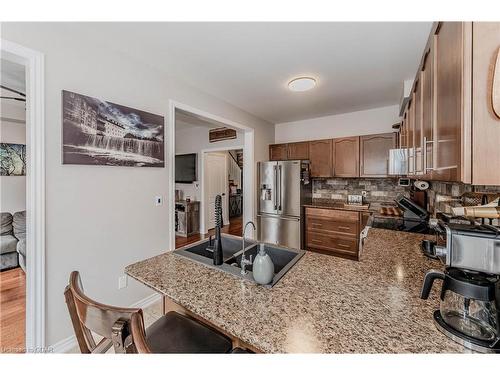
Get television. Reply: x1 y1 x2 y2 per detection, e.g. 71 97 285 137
175 153 197 183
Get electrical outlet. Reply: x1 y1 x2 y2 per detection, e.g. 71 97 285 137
361 191 368 197
118 275 128 289
155 196 163 206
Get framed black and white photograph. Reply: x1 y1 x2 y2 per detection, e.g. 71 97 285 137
62 90 164 167
0 143 26 176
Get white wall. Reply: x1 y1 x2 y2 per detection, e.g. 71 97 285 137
275 105 400 143
1 23 275 348
0 101 26 213
175 124 243 201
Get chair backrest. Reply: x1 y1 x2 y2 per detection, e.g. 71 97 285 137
64 270 141 353
128 311 152 354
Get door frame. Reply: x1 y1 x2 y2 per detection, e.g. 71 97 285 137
201 147 243 233
1 39 46 351
168 100 255 250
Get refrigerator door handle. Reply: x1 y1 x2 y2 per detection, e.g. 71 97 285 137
273 165 278 211
278 164 282 212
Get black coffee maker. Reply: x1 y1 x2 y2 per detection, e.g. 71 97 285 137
420 223 500 352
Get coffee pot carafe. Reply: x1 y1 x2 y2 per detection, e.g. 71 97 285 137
421 267 500 352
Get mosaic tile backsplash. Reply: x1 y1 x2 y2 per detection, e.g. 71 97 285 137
312 178 409 204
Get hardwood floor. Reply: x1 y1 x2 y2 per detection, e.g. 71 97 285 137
0 267 25 353
175 215 243 249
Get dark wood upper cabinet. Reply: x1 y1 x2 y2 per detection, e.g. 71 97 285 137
421 42 435 180
269 143 288 161
287 141 309 160
433 22 465 182
309 139 333 177
333 136 359 177
413 77 424 175
359 133 396 177
472 22 500 185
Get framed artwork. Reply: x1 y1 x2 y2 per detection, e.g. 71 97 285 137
62 90 164 167
0 143 26 176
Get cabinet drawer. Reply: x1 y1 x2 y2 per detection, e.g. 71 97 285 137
307 232 358 256
306 217 358 236
305 207 359 222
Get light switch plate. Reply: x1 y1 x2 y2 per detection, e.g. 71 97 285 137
155 196 163 206
118 275 128 289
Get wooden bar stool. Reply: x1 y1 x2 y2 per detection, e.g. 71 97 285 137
64 271 233 353
128 311 253 354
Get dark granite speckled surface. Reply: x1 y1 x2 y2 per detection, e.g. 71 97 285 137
125 229 467 353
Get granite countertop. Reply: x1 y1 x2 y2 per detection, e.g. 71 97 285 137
125 229 466 353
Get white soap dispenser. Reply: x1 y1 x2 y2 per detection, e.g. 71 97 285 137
253 243 275 285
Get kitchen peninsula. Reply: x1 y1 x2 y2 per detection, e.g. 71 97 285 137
126 229 466 353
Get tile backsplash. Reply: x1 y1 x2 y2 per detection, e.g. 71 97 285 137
313 177 500 219
427 181 500 215
312 178 408 203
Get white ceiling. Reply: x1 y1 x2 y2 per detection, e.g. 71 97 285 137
60 22 432 124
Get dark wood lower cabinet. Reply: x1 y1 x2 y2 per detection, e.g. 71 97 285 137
305 207 360 260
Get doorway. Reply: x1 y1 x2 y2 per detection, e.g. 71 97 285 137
204 151 228 231
1 40 45 353
170 102 254 250
0 57 27 353
203 147 243 234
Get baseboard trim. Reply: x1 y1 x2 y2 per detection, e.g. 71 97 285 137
129 292 162 309
50 293 162 353
50 335 77 354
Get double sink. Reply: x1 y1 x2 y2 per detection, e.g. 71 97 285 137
174 234 305 288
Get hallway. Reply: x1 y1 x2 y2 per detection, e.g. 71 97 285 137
175 215 242 249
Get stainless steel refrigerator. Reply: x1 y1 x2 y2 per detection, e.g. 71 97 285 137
257 160 311 249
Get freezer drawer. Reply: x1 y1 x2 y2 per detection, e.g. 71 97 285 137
257 215 301 250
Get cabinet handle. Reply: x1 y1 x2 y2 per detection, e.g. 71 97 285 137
423 137 434 172
311 239 323 244
311 223 323 227
338 226 351 231
493 47 500 119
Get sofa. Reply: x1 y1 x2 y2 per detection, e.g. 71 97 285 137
0 211 26 271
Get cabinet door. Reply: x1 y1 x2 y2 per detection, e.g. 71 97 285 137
421 41 435 180
360 212 371 232
269 144 288 161
333 137 360 177
287 141 309 160
472 22 500 185
414 76 424 175
400 114 408 151
433 22 464 182
309 139 333 177
360 133 396 177
407 96 415 175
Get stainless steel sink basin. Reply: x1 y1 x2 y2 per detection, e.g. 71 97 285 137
181 235 247 261
174 234 304 288
225 244 300 275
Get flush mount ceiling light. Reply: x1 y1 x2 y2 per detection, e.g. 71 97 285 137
288 77 316 92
